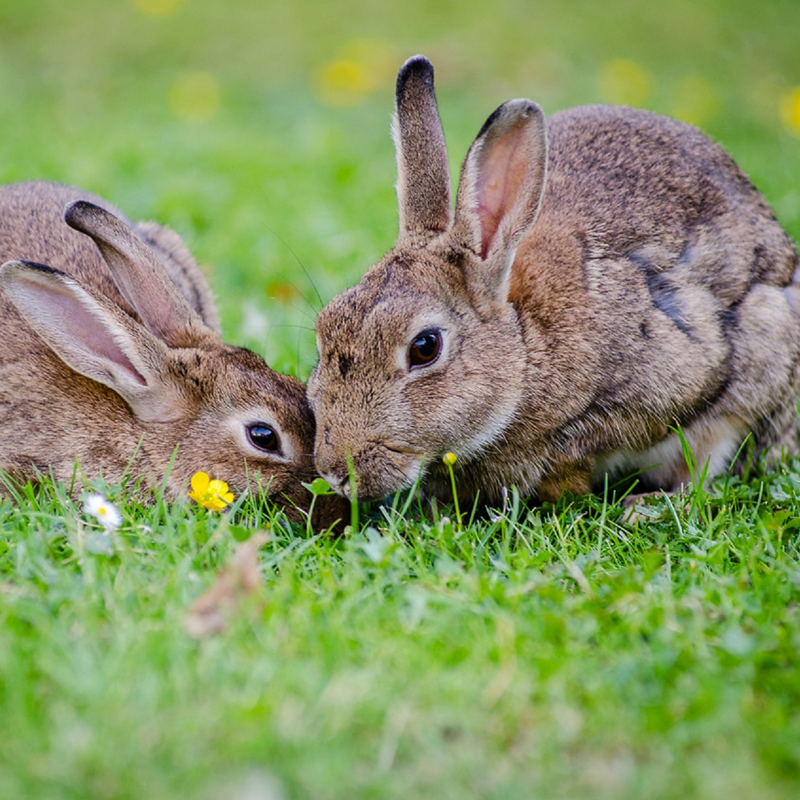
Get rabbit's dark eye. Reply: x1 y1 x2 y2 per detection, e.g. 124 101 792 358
247 424 280 453
408 329 442 369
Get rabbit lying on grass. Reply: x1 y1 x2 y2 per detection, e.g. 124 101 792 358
0 182 346 527
309 56 800 509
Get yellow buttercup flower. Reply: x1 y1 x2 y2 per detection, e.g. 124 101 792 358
190 471 234 511
442 452 462 530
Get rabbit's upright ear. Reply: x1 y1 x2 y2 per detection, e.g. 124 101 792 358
453 100 548 301
64 201 210 348
0 260 185 422
394 55 453 244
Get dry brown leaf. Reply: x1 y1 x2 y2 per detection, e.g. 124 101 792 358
185 532 268 638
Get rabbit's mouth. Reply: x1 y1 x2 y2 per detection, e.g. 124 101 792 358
317 440 427 501
383 442 426 457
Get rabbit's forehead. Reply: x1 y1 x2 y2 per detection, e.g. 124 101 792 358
317 285 452 352
184 346 311 421
316 251 465 344
209 379 315 452
227 369 311 423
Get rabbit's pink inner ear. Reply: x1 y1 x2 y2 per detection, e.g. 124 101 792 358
54 293 148 386
12 273 146 387
476 124 531 260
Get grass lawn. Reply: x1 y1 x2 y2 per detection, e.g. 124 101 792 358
2 1 800 798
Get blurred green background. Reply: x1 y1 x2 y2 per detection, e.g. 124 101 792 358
1 0 799 375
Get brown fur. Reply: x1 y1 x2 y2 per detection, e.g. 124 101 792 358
309 56 800 506
0 181 347 527
134 220 221 334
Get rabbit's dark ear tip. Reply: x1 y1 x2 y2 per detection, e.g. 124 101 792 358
64 200 107 232
396 54 435 96
65 200 94 215
64 199 92 223
476 99 544 140
0 259 64 281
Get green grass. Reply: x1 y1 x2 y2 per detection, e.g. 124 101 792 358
3 472 800 799
2 0 800 798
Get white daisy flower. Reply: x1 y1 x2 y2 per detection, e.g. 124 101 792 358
84 493 122 531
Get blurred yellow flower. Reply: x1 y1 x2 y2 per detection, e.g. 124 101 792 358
670 74 719 127
190 471 234 511
598 59 652 107
169 71 221 123
780 87 800 138
442 452 457 467
267 279 302 303
131 0 185 16
313 38 397 108
341 39 398 83
314 59 374 108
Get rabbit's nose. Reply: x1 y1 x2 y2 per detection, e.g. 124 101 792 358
313 440 348 494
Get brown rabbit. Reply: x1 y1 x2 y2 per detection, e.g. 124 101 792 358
308 55 800 508
0 182 346 527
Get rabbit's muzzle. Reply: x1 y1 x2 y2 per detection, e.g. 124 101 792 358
315 437 425 501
